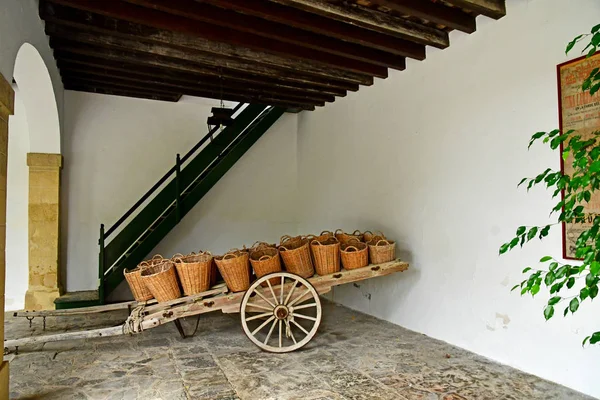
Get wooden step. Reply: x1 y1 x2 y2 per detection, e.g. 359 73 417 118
54 290 102 310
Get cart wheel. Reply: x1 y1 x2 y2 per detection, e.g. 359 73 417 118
240 272 322 353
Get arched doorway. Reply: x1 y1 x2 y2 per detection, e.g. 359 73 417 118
6 42 61 311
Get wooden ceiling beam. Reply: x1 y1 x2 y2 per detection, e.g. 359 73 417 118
268 0 449 49
442 0 506 19
58 62 343 101
60 69 336 104
63 79 319 110
64 84 181 102
196 0 428 56
373 0 476 33
124 0 417 65
45 23 371 91
54 54 349 97
42 0 387 78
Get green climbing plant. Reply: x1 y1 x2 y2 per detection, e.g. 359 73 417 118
500 23 600 346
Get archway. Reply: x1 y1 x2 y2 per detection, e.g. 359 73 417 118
6 42 62 311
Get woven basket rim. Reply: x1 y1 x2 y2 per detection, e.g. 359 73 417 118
141 261 174 277
311 237 339 246
368 239 396 246
250 247 278 260
341 242 367 252
279 238 308 251
216 250 248 261
175 252 213 264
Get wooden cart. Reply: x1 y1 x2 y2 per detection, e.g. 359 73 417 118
7 260 408 353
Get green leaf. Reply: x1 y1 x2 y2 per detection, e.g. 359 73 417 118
549 262 558 272
516 226 526 235
544 272 556 286
586 273 596 287
517 177 528 187
590 285 598 299
562 150 570 161
556 266 568 279
591 82 600 96
567 277 575 289
539 225 551 239
569 298 579 313
566 35 584 54
548 296 561 305
543 305 554 321
583 336 591 347
511 284 520 292
590 332 600 344
593 24 600 33
588 46 597 58
520 287 528 296
564 307 569 317
509 237 519 249
584 191 592 203
527 227 538 241
540 256 552 262
591 261 600 276
531 284 540 296
522 267 532 273
499 243 509 255
581 287 590 301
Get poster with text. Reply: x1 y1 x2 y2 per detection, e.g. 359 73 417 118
558 53 600 259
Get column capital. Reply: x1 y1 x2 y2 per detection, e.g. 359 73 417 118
27 153 63 169
0 73 14 122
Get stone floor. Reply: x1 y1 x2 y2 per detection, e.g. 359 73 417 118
4 301 593 400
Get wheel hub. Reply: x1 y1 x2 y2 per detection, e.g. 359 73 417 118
274 305 289 320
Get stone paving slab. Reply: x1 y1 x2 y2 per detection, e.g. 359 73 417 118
4 301 594 400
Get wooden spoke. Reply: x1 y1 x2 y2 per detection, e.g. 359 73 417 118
288 288 312 307
264 319 278 345
291 320 309 336
279 320 283 348
284 279 298 305
293 313 317 322
241 272 322 353
253 289 276 309
293 302 317 311
252 316 276 336
245 302 272 311
246 312 272 322
266 280 279 306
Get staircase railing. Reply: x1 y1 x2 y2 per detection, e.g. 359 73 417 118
97 102 269 301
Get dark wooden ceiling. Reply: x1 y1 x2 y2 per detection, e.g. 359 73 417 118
39 0 506 111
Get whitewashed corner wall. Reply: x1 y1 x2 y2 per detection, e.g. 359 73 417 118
296 0 600 397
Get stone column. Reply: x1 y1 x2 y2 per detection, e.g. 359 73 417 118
0 72 15 400
24 153 63 310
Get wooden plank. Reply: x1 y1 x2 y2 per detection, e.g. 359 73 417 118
442 0 506 19
61 68 336 104
374 0 476 33
64 84 181 102
4 326 124 349
54 50 354 95
198 0 427 56
125 0 417 65
269 0 449 49
65 81 319 110
42 0 386 79
63 74 330 107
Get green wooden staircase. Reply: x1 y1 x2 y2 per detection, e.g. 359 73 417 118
55 104 285 309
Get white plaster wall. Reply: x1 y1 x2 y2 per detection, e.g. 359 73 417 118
6 90 30 311
296 0 600 397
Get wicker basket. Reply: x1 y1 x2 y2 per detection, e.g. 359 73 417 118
173 251 213 296
215 250 251 292
368 239 396 264
279 236 315 278
250 247 282 285
311 236 341 275
250 241 277 250
363 231 386 244
335 229 364 244
140 261 181 302
124 262 154 302
340 241 369 270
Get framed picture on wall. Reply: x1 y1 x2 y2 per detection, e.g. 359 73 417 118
558 52 600 259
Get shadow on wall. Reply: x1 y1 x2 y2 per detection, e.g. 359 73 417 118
5 42 61 311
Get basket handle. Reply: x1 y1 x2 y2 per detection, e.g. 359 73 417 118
344 246 359 252
352 230 362 236
347 237 361 244
374 239 391 246
280 235 293 244
171 253 185 259
311 239 324 246
258 255 271 261
173 257 184 264
151 254 163 261
279 245 289 252
320 230 333 236
223 253 237 260
200 250 212 256
334 229 344 235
